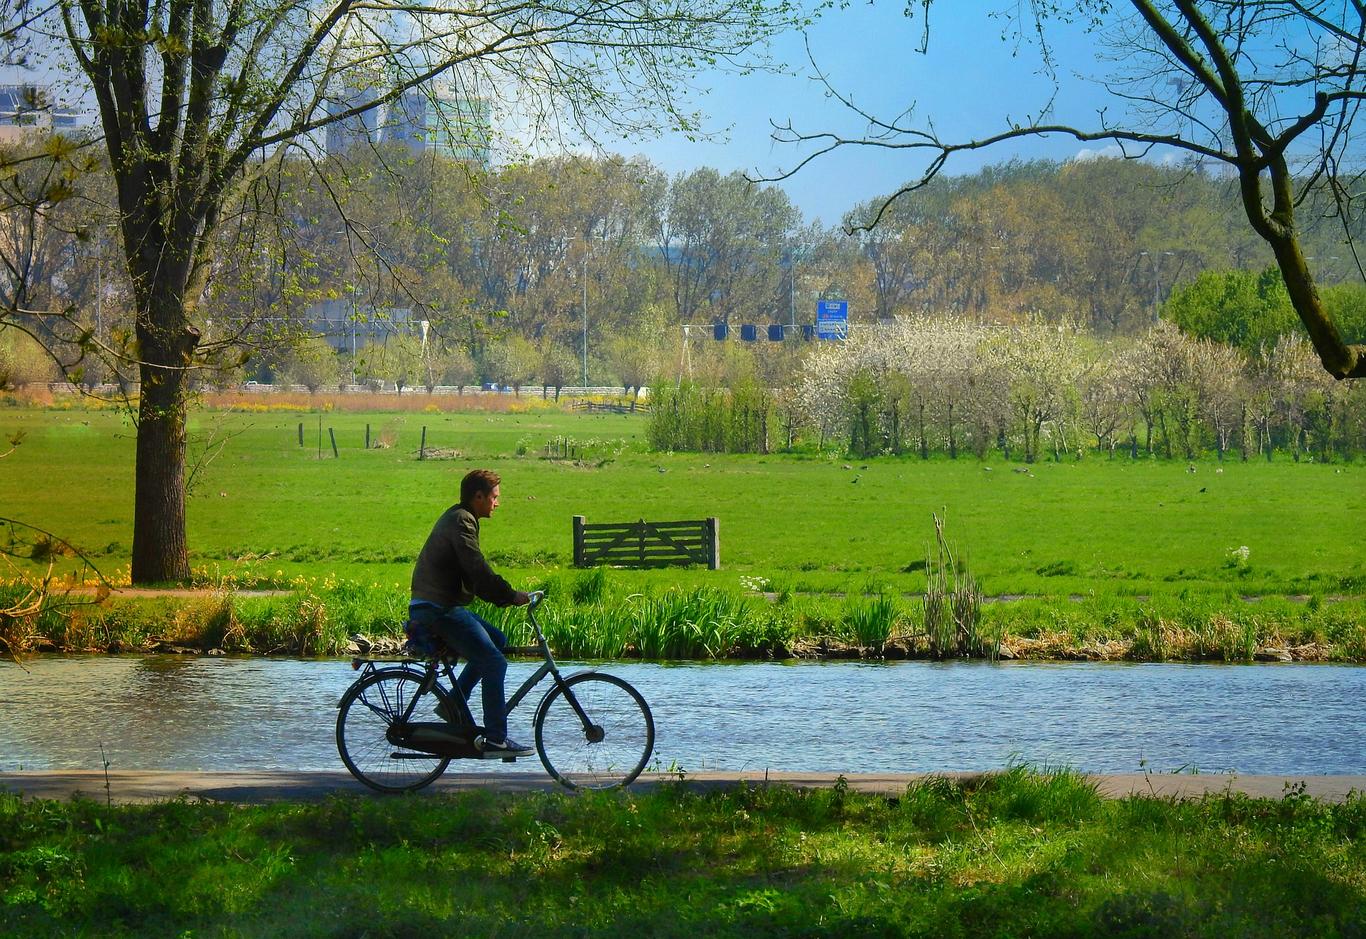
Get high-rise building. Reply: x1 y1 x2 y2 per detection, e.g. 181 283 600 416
428 90 492 168
379 88 427 151
377 83 492 167
324 81 380 156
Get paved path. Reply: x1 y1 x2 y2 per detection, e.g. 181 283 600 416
2 770 1362 804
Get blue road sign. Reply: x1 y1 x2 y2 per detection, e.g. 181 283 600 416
816 299 848 340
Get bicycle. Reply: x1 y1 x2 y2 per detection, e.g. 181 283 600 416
335 591 655 792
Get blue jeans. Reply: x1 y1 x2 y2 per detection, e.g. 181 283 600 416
408 603 511 741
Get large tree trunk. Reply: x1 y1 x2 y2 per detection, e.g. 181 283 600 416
128 267 200 584
1238 149 1366 379
131 361 191 583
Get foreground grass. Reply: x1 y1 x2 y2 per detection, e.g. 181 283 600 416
2 769 1364 937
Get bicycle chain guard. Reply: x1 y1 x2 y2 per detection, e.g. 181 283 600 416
389 721 486 759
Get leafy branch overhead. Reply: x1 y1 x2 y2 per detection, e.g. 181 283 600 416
771 0 1366 379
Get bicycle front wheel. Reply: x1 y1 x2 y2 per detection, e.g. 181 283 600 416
534 672 654 790
336 668 452 793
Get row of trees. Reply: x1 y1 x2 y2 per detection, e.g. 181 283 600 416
183 152 1366 350
13 147 1365 400
165 153 1366 399
646 318 1366 463
847 159 1361 336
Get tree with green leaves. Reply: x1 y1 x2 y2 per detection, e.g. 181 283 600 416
368 334 423 395
1164 267 1297 353
278 337 340 394
534 336 576 399
10 0 794 582
657 168 800 324
481 333 538 395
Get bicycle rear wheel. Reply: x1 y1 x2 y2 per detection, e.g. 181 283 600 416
336 668 453 792
534 672 654 790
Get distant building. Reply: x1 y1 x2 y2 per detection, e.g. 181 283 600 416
376 83 492 167
379 88 427 151
428 91 492 167
324 81 380 156
308 299 419 353
0 83 86 144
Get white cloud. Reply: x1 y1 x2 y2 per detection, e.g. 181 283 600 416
1071 145 1124 162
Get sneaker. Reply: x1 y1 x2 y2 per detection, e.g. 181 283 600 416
476 735 534 758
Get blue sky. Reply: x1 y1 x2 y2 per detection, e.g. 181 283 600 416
627 3 1121 226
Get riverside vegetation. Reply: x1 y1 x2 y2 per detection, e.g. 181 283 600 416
3 405 1365 662
2 768 1365 937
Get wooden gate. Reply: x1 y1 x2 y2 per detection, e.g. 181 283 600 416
572 516 719 569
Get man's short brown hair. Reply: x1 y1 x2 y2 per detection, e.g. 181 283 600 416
460 469 501 505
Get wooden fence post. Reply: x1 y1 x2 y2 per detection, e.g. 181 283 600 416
365 423 370 449
297 422 304 446
328 427 339 459
706 517 720 570
419 426 427 460
572 515 586 567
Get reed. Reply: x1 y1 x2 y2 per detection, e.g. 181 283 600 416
922 513 998 660
7 574 1366 662
842 592 899 649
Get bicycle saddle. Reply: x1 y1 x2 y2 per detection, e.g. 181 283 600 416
402 618 457 662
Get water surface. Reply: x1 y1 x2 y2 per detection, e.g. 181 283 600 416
2 656 1362 775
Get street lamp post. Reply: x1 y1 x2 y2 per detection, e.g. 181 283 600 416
335 229 358 386
581 248 588 388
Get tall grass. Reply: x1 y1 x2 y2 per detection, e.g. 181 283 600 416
924 513 997 660
841 592 900 649
5 569 1366 662
530 586 779 659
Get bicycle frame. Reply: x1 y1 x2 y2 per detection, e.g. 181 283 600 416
346 593 594 737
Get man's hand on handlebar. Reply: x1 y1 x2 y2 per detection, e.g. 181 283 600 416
512 590 546 607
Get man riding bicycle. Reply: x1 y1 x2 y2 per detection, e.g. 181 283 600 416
408 468 532 757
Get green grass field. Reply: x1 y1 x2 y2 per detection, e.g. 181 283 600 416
4 403 1363 600
4 402 1365 660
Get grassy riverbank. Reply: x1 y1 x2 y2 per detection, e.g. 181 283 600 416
6 572 1366 662
2 768 1364 937
10 576 1366 664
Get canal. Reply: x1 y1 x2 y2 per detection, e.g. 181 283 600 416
2 656 1363 776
